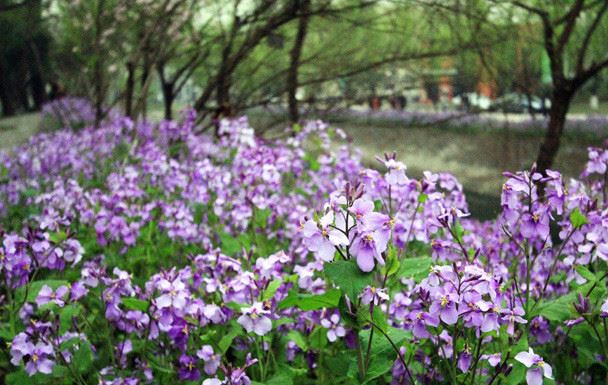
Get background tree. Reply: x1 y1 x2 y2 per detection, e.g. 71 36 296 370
503 0 608 173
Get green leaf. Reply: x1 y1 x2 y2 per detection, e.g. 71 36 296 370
382 246 400 277
72 340 94 373
262 279 283 301
309 326 328 350
324 260 373 300
287 330 308 350
373 200 383 212
505 362 527 385
531 281 604 322
569 207 588 229
358 306 388 333
452 220 465 243
303 152 320 171
48 231 68 244
532 294 576 322
219 231 242 256
121 297 149 312
278 288 341 311
358 327 411 384
569 326 603 369
59 304 81 333
254 208 272 228
218 327 240 354
417 193 428 203
397 257 432 282
575 265 596 282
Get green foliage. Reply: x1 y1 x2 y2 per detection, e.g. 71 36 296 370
397 256 432 282
324 260 373 301
569 207 588 229
278 288 341 311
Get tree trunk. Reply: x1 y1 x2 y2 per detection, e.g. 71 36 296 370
0 59 16 116
216 71 230 107
162 82 174 120
535 89 573 174
287 0 310 124
29 72 46 110
125 62 135 118
140 62 149 120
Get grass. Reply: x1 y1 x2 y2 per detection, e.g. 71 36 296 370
0 113 40 150
570 100 608 115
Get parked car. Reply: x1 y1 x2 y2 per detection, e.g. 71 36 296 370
453 93 493 111
491 93 551 114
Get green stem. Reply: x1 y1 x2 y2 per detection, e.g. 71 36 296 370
368 319 417 385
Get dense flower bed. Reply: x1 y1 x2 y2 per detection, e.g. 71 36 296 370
0 111 607 385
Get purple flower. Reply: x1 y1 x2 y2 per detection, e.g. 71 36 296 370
410 311 439 339
320 313 346 342
520 211 550 239
178 354 200 381
350 232 386 272
361 286 389 306
197 345 221 375
501 306 527 335
349 198 374 220
530 317 552 344
482 353 502 367
237 302 272 336
155 278 188 310
515 348 553 385
301 211 349 262
457 348 472 373
10 334 55 376
601 298 608 318
429 289 459 325
36 285 69 307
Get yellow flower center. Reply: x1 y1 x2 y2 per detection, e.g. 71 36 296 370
441 296 448 307
32 353 39 363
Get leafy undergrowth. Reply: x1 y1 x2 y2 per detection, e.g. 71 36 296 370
0 110 607 385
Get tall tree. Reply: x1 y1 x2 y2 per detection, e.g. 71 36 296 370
506 0 608 173
287 0 311 123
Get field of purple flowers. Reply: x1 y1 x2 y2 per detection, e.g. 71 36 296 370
1 101 608 385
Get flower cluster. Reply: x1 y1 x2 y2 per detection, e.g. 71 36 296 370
0 112 607 385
